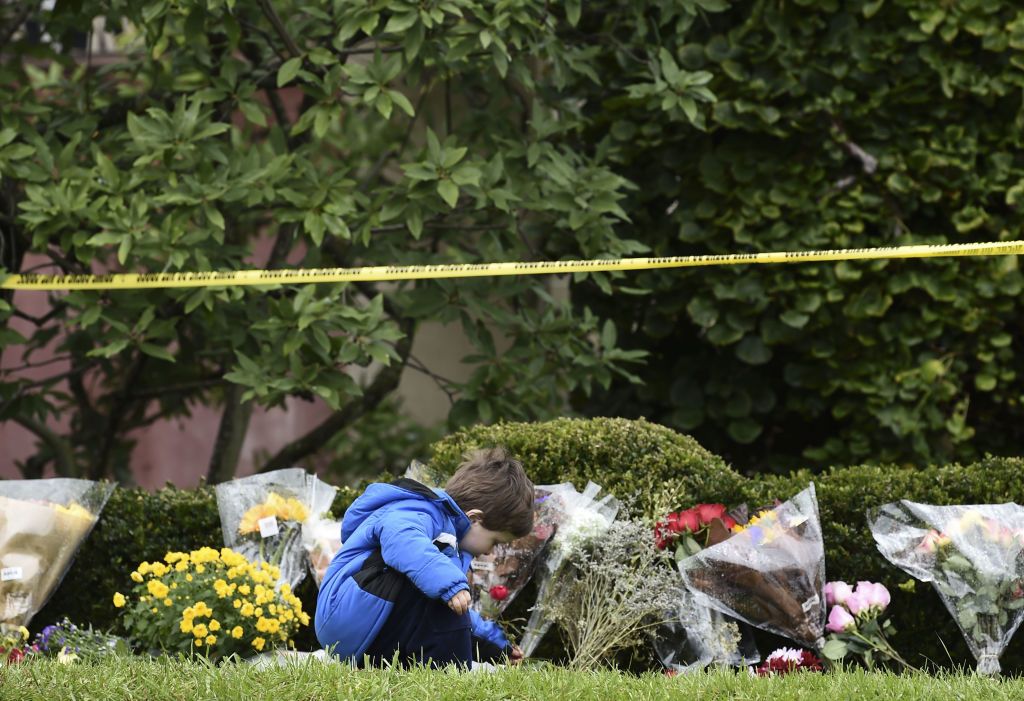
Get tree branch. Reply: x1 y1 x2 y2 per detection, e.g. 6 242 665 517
13 414 76 477
258 322 415 473
207 383 255 484
91 354 147 480
257 0 302 58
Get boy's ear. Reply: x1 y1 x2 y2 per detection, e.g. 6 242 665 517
465 508 484 523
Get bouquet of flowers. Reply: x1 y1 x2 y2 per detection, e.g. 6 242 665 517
32 617 129 662
651 503 759 673
519 482 619 657
820 579 913 670
868 500 1024 675
469 484 561 620
679 484 827 651
0 625 34 664
113 546 310 659
0 478 114 631
215 468 337 589
754 647 823 676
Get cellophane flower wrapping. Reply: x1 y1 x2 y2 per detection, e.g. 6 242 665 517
302 517 342 587
653 587 760 673
215 468 336 589
518 482 619 657
0 478 114 630
469 484 562 619
868 500 1024 675
679 484 826 651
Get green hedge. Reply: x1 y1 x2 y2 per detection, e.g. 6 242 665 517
24 419 1024 672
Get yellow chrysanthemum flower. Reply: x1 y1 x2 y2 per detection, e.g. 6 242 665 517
163 598 173 607
209 620 221 632
205 635 216 646
231 626 243 639
113 592 126 608
192 623 208 638
130 571 144 583
252 637 266 652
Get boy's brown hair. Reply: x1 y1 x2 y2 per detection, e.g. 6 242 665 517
445 447 534 538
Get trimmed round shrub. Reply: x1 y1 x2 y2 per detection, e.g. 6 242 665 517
429 416 747 519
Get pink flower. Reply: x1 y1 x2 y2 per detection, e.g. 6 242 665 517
855 581 890 613
824 580 853 607
827 605 857 633
844 591 867 616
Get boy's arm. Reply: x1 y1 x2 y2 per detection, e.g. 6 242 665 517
377 505 469 602
468 609 513 662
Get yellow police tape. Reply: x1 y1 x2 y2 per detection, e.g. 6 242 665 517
2 240 1023 291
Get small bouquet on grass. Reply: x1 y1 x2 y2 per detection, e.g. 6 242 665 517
820 580 914 670
868 501 1024 675
754 647 823 676
519 482 619 657
679 484 827 651
113 546 310 659
216 468 337 589
535 520 681 670
32 617 129 663
651 503 759 673
0 478 113 631
0 625 34 664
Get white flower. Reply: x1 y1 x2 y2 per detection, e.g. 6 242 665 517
765 647 804 665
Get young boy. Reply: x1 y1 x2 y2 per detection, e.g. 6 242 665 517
316 447 534 668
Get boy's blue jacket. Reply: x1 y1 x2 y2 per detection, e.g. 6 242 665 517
315 478 510 660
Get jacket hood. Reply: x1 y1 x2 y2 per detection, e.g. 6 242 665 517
341 478 470 542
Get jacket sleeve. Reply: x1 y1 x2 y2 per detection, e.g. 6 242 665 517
469 609 510 661
376 503 469 602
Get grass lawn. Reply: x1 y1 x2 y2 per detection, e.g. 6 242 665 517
2 657 1023 700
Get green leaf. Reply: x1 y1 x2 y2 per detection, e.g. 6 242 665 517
277 57 303 87
140 343 176 363
389 90 416 117
600 319 617 349
566 0 581 26
822 638 849 661
437 180 459 208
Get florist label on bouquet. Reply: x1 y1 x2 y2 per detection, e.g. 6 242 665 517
1 567 23 582
258 516 279 538
472 561 496 573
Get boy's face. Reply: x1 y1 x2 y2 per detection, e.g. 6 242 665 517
460 514 518 557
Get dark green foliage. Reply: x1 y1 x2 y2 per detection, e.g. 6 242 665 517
566 0 1024 472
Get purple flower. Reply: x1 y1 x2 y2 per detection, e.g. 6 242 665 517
824 581 854 607
827 605 857 633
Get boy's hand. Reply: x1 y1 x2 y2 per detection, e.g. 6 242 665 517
447 590 471 615
507 644 524 665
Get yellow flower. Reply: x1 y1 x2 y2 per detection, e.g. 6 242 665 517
254 607 263 617
138 562 151 575
147 580 170 599
233 600 242 609
206 635 216 646
241 603 255 617
209 620 221 632
113 592 126 608
195 638 204 647
238 493 309 535
186 574 193 582
180 619 193 634
252 636 265 652
238 585 251 596
192 623 208 638
231 626 243 639
195 564 206 574
164 598 173 607
150 607 158 614
130 571 144 583
175 561 188 572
